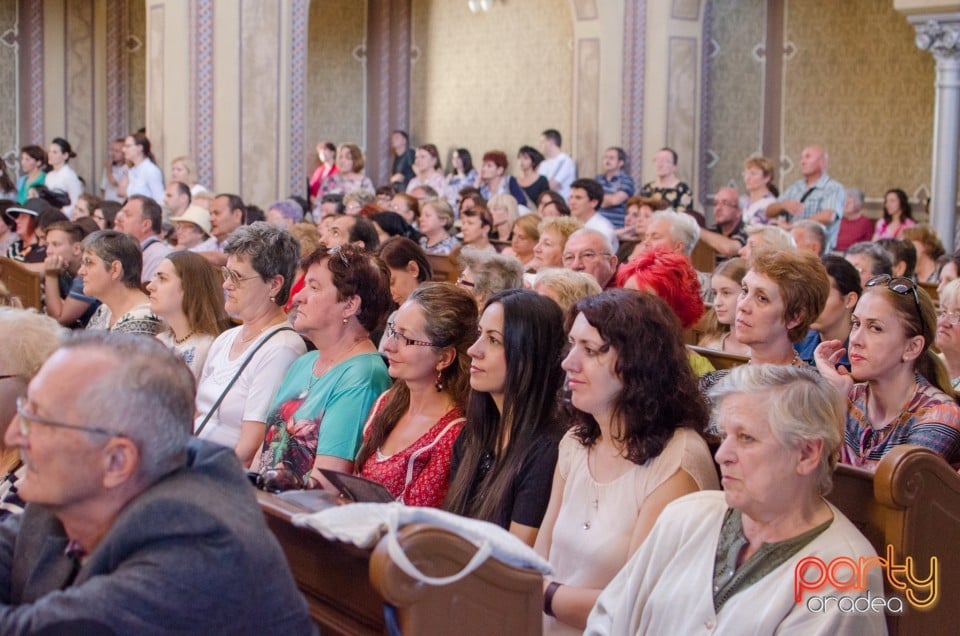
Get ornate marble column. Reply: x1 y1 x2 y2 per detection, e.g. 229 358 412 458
910 14 960 250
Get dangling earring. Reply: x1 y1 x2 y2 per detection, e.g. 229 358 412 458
435 369 444 392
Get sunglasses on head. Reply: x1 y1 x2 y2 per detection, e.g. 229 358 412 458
865 274 925 335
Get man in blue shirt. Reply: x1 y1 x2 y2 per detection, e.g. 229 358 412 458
765 145 845 251
596 147 635 228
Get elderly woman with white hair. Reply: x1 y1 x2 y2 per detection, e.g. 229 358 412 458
738 224 797 259
640 209 700 257
586 365 886 635
265 199 304 229
533 268 602 314
457 247 524 308
0 308 64 515
937 279 960 389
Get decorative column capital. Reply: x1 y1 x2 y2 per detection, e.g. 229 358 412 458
910 14 960 62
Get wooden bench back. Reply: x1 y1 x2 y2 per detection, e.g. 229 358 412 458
426 254 459 283
258 492 543 635
828 445 960 635
0 257 42 310
686 344 750 370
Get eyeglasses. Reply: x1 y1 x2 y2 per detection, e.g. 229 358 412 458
221 267 261 286
937 309 960 327
16 397 125 438
561 250 610 264
456 277 475 288
865 275 925 335
328 245 349 266
715 199 739 208
385 321 435 348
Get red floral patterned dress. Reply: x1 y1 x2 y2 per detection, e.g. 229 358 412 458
359 397 465 507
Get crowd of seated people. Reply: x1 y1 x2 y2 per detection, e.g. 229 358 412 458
3 126 960 632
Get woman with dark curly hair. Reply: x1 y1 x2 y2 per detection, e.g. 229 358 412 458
535 289 718 634
444 289 566 545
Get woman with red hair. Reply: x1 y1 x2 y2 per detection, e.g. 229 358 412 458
617 248 704 329
617 248 712 376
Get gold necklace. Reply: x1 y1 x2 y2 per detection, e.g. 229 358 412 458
173 331 194 345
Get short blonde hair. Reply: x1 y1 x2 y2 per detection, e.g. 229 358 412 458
538 216 583 245
533 267 602 314
487 194 520 227
171 156 198 186
0 307 64 378
422 197 455 231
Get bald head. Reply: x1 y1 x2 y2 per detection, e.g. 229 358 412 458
799 145 827 179
713 187 741 226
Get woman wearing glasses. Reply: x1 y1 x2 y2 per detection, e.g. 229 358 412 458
937 279 960 390
815 274 960 471
257 243 393 490
194 223 306 467
355 283 477 506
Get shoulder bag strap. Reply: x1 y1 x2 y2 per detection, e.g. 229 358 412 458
195 326 295 437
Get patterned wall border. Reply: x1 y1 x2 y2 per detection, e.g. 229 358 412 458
621 0 646 186
665 36 698 193
672 0 701 22
192 0 214 189
576 37 600 178
698 0 712 205
105 0 128 142
22 0 43 144
288 0 308 196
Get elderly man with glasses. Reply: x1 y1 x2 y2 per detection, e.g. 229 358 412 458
0 332 314 635
562 228 618 289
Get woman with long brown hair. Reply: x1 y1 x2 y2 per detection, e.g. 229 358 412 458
147 250 233 379
356 283 477 506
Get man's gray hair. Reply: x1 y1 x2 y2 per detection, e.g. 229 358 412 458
745 224 797 252
62 332 194 482
709 364 843 495
651 209 700 256
565 228 615 256
792 220 827 256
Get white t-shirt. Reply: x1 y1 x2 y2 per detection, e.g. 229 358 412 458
538 152 576 200
157 331 216 380
44 165 84 217
127 158 165 204
194 325 306 450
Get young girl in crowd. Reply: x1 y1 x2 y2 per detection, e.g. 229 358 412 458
697 257 751 356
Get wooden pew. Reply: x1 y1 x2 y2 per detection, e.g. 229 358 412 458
426 253 459 283
258 491 543 635
0 257 42 310
686 344 750 370
828 445 960 635
919 281 938 306
690 240 717 274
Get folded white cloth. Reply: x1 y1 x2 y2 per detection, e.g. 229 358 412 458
292 503 552 585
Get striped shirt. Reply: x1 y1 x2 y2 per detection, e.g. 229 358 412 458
842 375 960 471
